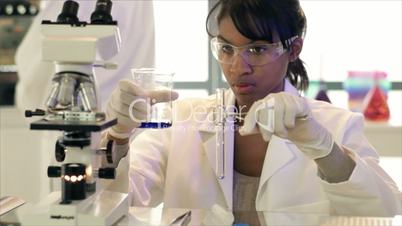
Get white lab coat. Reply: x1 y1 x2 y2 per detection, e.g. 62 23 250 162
130 80 401 216
14 0 154 200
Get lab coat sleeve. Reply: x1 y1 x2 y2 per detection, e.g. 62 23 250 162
129 129 171 207
320 113 402 216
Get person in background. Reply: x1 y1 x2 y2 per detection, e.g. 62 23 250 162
14 0 155 200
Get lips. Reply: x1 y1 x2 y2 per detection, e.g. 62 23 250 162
233 82 255 93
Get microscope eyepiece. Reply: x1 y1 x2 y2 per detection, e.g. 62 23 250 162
57 0 79 24
90 0 113 24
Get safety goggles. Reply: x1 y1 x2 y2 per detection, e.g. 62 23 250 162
210 36 297 66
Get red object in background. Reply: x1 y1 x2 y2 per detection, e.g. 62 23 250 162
363 85 390 121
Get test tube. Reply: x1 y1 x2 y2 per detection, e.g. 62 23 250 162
215 88 225 179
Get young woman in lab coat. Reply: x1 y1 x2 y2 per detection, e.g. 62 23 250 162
105 0 401 218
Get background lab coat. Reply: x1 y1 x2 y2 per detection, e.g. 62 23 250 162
14 0 155 201
129 80 401 216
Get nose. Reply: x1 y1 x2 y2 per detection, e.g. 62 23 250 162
229 52 252 76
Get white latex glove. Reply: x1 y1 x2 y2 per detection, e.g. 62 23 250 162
239 92 334 159
106 79 179 139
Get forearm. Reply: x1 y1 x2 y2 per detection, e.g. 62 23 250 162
314 142 356 183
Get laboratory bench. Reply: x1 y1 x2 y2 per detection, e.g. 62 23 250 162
1 204 401 226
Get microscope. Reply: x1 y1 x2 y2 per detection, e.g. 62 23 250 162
22 0 128 225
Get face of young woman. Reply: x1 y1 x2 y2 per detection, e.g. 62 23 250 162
218 16 291 110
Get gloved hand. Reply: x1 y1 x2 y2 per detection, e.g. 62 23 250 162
239 92 334 159
106 79 179 139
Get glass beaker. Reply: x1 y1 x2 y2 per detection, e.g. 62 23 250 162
131 68 174 128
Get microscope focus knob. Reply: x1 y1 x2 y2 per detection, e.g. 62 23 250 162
24 109 45 117
48 166 62 177
106 139 114 164
55 139 66 162
98 167 115 179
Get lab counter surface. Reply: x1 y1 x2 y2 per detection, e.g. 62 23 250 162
1 205 401 226
364 122 402 156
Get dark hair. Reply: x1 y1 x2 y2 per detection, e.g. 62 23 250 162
206 0 309 91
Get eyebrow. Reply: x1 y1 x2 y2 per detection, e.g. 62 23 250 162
217 35 257 45
217 35 275 45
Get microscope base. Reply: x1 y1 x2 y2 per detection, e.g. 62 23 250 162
20 190 128 226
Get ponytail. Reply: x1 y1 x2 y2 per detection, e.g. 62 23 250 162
287 58 309 91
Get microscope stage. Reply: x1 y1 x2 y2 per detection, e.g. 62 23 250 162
30 118 117 132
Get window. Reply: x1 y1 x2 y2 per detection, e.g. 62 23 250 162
154 1 210 99
300 1 401 125
301 1 401 82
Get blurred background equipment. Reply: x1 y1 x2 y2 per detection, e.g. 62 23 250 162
343 71 391 113
0 0 38 106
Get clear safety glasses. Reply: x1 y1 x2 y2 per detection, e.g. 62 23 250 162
210 36 297 66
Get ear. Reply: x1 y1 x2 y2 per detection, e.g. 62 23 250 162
289 37 303 62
